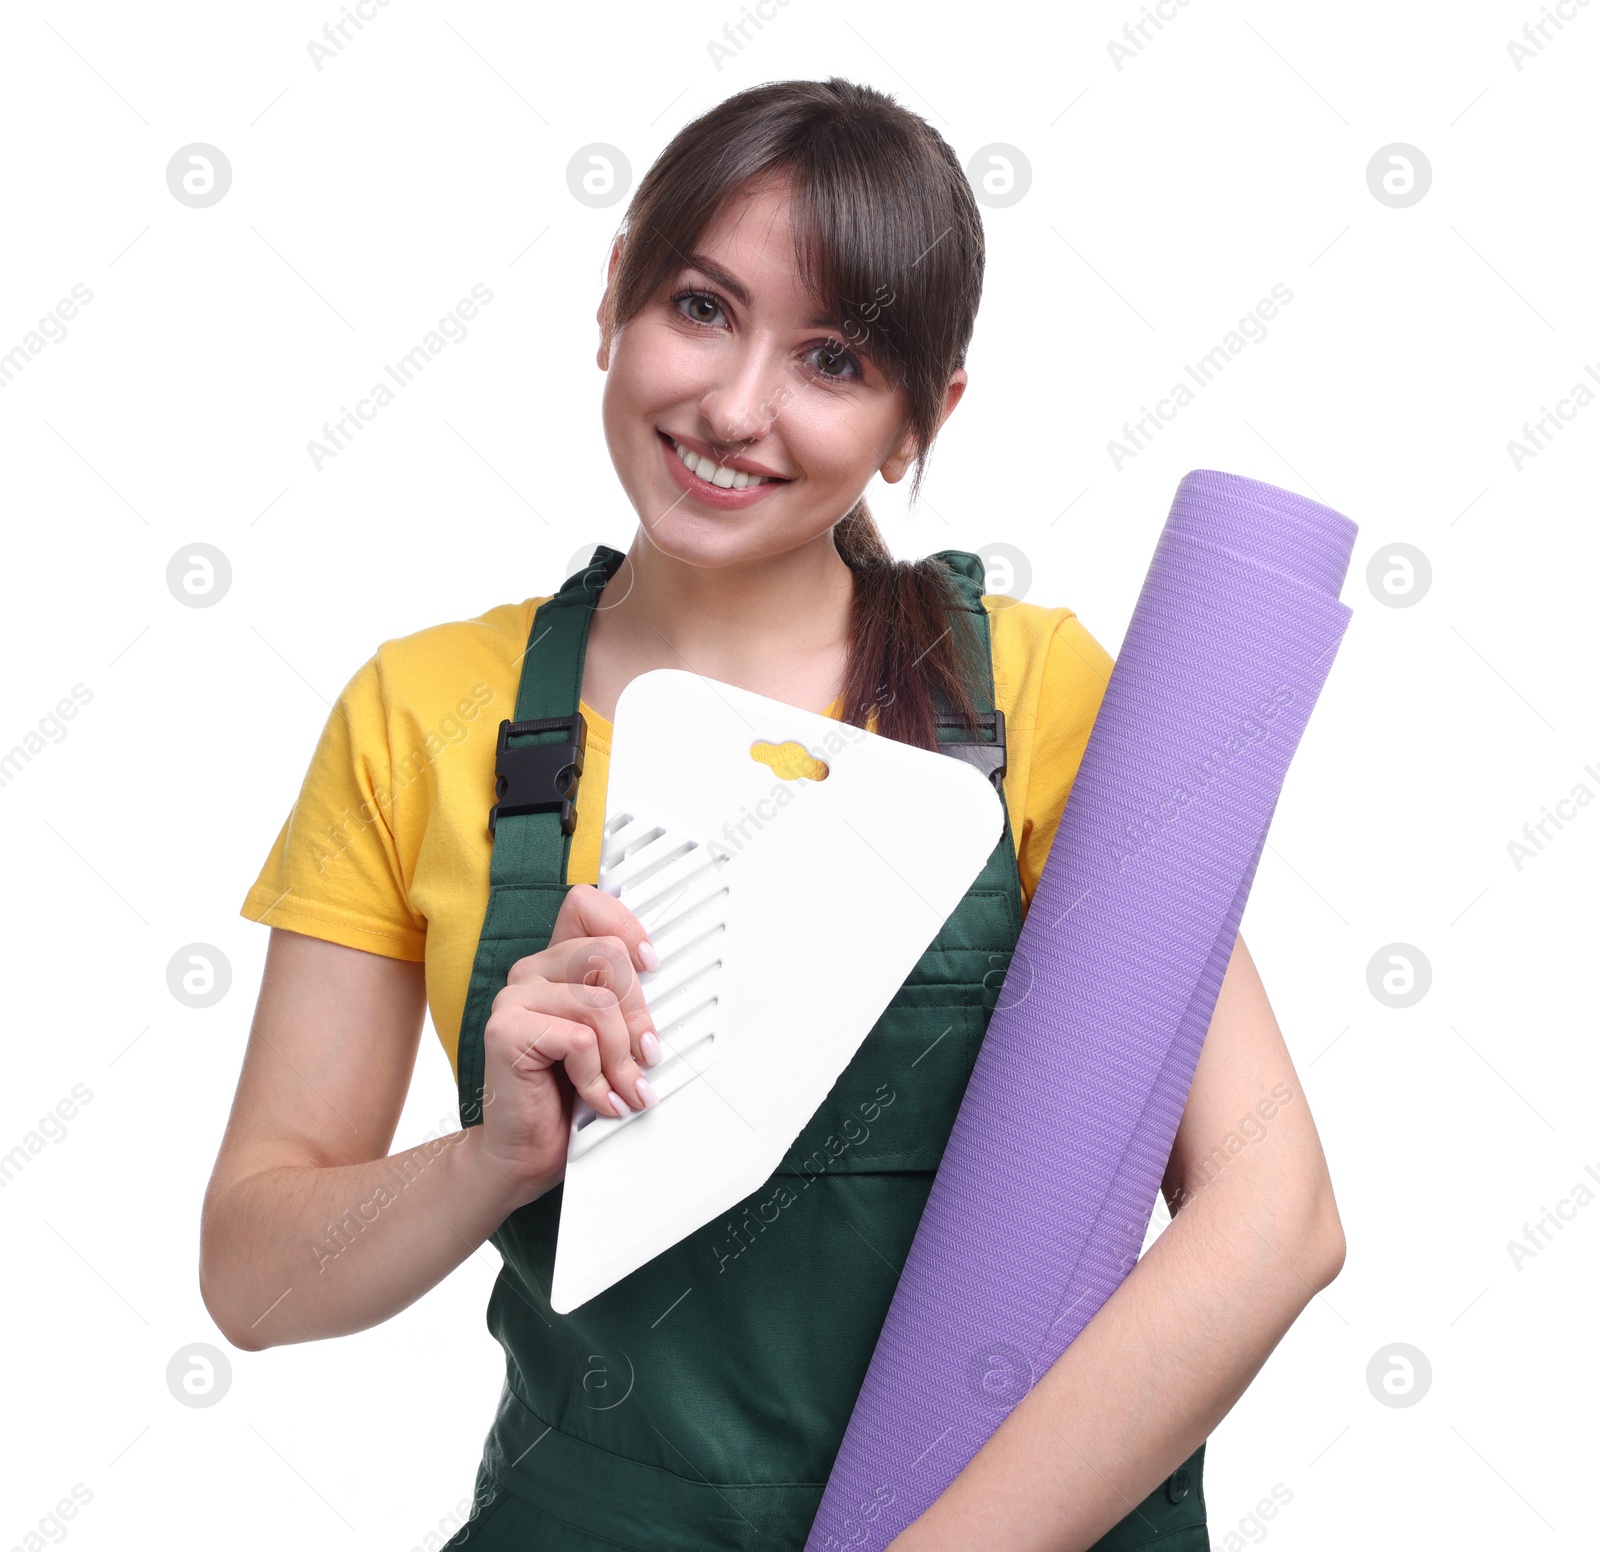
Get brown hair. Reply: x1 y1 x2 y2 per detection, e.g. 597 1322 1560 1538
599 77 989 750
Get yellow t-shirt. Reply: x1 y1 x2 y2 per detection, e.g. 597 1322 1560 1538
240 593 1114 1080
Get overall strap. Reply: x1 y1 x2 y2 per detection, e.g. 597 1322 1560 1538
928 550 1007 798
486 545 627 888
455 544 627 1125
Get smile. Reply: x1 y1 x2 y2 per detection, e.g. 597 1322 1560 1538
657 430 790 511
666 434 785 489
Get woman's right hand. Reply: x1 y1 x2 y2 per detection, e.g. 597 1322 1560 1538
471 884 664 1209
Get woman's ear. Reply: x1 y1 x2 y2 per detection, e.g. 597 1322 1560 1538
878 423 921 486
879 368 968 485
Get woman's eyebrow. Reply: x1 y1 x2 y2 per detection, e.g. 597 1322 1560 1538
680 253 843 332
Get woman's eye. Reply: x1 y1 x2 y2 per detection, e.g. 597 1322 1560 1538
808 341 861 381
673 290 724 326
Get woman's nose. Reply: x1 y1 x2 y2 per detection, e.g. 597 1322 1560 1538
698 350 793 445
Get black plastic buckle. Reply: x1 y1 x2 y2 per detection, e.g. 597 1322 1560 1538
487 714 587 837
936 708 1007 796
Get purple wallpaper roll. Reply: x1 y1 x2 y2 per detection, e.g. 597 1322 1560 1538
806 469 1356 1550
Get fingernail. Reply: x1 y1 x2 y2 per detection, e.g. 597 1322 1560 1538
607 1089 630 1118
636 1077 659 1109
641 1031 661 1067
639 938 661 972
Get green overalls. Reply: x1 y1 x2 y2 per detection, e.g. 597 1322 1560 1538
447 546 1208 1551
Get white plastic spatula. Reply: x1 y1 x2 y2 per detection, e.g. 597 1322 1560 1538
549 668 1004 1314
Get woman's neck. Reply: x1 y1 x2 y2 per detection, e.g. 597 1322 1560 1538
579 529 857 724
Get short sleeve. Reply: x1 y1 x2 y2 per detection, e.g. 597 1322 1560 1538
239 653 428 960
1017 612 1115 913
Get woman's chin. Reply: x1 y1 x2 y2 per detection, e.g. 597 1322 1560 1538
628 509 735 567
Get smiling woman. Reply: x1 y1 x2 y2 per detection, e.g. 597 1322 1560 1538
582 80 991 746
205 75 1340 1552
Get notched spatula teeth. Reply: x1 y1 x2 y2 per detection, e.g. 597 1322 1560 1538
623 845 729 928
644 952 723 1018
647 884 730 947
579 817 731 1156
598 812 662 867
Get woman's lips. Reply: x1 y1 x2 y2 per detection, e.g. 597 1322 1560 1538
658 430 788 510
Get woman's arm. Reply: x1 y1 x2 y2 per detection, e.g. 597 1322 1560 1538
198 928 540 1351
201 886 660 1351
888 933 1346 1552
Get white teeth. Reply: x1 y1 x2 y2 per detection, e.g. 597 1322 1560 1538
671 437 777 489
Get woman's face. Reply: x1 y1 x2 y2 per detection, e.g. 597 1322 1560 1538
596 176 964 569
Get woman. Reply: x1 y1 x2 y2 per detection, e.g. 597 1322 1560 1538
202 78 1345 1551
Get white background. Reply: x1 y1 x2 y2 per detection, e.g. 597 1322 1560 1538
1 1 1595 1547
